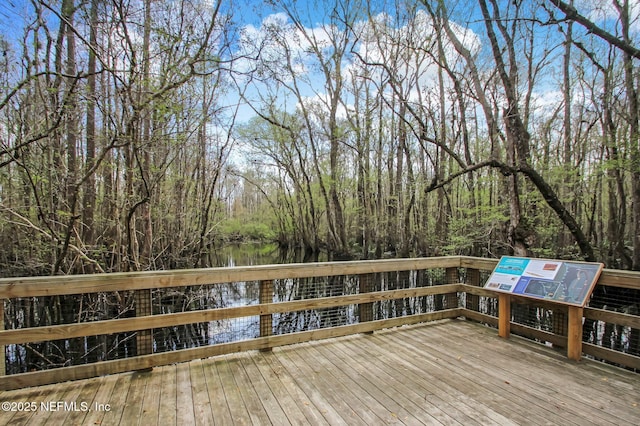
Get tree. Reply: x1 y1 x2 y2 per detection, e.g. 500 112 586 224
415 0 595 260
2 0 639 273
548 0 639 267
236 1 365 257
0 0 236 274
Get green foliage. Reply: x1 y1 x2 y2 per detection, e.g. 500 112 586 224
219 218 277 241
442 203 510 256
2 0 638 273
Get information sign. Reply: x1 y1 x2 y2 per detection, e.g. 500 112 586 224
484 256 604 307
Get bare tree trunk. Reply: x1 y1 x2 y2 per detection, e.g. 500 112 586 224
616 0 640 270
329 96 348 256
82 0 98 249
603 65 631 268
55 0 80 273
63 0 77 211
140 0 153 268
435 41 448 253
561 15 574 249
479 0 530 256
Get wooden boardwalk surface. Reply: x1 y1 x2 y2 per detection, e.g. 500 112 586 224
1 319 638 425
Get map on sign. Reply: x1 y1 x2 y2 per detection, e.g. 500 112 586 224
484 256 604 307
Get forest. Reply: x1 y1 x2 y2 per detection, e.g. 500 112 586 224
0 0 639 276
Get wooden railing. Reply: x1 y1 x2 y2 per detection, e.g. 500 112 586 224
461 258 640 370
0 256 638 390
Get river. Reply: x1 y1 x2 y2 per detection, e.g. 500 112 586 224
6 243 445 374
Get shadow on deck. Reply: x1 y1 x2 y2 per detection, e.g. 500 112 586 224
1 319 638 425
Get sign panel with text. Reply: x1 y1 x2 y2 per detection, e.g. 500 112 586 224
484 256 604 307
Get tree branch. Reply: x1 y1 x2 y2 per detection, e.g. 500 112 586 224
425 158 596 261
548 0 640 60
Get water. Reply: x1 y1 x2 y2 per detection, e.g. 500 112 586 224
207 242 289 266
5 243 443 374
205 242 327 267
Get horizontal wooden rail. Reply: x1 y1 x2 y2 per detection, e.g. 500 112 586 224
0 256 638 391
596 269 640 289
0 258 467 390
0 257 462 298
0 308 464 390
0 284 463 346
1 257 636 298
582 343 640 370
584 307 640 330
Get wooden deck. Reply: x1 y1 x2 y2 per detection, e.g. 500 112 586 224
1 319 638 425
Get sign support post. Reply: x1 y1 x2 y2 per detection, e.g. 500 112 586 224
498 293 511 339
567 306 584 361
483 256 603 361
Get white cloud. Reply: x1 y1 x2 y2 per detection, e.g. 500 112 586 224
234 8 485 127
348 9 482 107
236 12 340 80
576 0 640 33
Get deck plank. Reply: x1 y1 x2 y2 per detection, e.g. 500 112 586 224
157 364 178 425
288 339 390 425
322 334 476 425
379 324 560 423
99 368 133 426
386 323 577 425
80 370 119 426
189 359 215 425
362 330 520 425
0 381 56 425
275 344 356 425
238 351 293 424
419 323 598 423
35 379 93 425
308 337 428 425
225 353 279 425
60 377 102 426
402 324 564 424
117 370 149 425
427 320 638 425
201 357 234 425
0 319 638 425
138 365 164 425
258 349 332 425
175 361 196 425
215 354 252 425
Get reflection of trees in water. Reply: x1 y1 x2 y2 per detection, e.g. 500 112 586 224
374 269 449 320
5 292 137 374
6 267 637 375
273 275 358 334
586 287 640 357
153 282 260 351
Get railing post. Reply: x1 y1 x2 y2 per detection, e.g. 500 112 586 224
567 306 583 361
498 294 511 339
359 273 374 331
260 280 274 351
465 268 481 312
0 299 4 376
135 289 153 357
444 267 459 309
552 309 567 347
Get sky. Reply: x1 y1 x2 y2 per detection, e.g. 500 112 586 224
1 0 637 127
